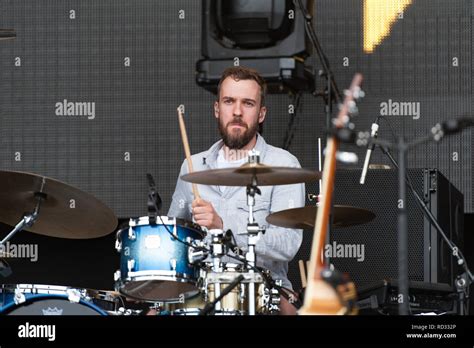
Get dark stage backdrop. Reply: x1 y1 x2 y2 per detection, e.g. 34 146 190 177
0 1 472 290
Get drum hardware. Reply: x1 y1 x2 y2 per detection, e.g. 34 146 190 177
240 150 266 315
187 239 208 265
200 274 244 315
208 228 228 311
0 186 46 247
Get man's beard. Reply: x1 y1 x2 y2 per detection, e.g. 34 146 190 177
218 117 259 150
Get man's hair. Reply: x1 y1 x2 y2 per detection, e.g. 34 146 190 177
216 66 267 107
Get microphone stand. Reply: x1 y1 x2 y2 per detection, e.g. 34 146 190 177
365 134 474 315
296 0 342 132
379 143 473 315
296 0 342 251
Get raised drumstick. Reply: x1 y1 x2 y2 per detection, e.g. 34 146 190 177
177 106 200 200
299 260 307 288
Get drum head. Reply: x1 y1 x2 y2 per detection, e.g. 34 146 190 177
2 295 107 315
119 280 198 302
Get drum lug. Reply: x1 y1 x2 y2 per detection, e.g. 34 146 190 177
128 227 136 241
14 288 26 305
169 258 177 271
115 239 122 252
114 270 121 281
66 288 81 303
127 259 136 272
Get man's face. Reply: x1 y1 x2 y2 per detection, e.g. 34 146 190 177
214 77 266 150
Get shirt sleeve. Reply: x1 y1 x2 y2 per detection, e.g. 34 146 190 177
167 159 193 221
254 181 305 262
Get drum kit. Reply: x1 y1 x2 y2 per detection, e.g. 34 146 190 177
0 152 375 316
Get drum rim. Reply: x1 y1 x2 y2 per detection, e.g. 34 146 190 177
0 293 108 315
116 276 199 302
121 216 205 238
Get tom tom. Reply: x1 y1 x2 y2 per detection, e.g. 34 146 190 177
115 216 205 302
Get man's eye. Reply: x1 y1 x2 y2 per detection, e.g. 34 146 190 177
245 101 254 106
224 99 232 104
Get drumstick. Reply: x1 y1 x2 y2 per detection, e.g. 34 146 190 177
177 106 201 200
299 260 307 288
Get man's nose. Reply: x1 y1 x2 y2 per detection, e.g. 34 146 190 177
233 101 243 116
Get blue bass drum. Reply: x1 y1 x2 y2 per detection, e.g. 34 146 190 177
0 284 108 315
115 216 205 302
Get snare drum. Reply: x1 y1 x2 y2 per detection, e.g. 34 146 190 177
204 263 268 315
164 263 275 315
0 284 108 315
115 216 205 302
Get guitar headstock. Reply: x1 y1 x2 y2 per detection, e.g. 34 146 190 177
334 73 364 129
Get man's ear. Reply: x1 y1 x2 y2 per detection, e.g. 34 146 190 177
214 101 219 119
258 106 267 124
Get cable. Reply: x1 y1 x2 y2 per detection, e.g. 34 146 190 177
282 92 303 150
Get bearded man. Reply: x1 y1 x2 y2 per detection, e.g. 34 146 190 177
168 66 305 314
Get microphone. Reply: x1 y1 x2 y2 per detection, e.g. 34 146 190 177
359 118 380 184
223 229 244 256
146 174 162 225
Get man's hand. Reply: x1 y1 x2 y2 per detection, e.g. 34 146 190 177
191 198 223 230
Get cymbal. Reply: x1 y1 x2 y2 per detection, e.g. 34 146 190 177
181 163 321 186
266 205 376 229
0 29 16 41
0 170 117 239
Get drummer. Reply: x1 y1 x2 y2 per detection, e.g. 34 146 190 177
168 66 305 315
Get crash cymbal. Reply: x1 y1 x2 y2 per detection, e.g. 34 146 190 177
266 205 376 229
181 163 321 186
0 170 117 239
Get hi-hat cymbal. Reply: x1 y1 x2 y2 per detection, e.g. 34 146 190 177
181 163 321 186
266 205 376 229
0 170 117 239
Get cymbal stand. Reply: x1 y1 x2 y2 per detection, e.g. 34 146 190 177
241 151 266 315
209 228 227 312
0 180 47 247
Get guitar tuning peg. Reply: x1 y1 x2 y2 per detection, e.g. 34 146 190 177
353 88 365 100
348 100 358 115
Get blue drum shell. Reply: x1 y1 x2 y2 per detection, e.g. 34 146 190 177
119 218 204 284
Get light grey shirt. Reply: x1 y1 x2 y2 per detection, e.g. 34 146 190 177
168 134 305 289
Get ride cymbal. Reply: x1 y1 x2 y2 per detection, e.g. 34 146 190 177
266 205 376 229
